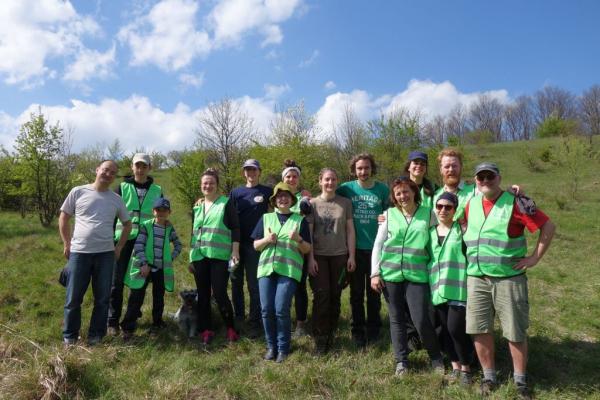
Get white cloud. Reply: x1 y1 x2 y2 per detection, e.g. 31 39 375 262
324 80 336 90
64 44 116 82
299 49 319 68
118 0 211 71
264 83 291 100
178 72 205 89
208 0 302 47
315 80 510 133
0 0 101 86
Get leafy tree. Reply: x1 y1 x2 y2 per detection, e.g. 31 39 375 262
170 150 206 209
536 115 579 138
14 110 72 227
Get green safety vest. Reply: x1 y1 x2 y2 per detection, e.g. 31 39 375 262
433 183 476 222
189 195 232 262
419 184 435 208
124 219 175 292
257 212 304 282
115 182 162 241
380 206 431 283
289 192 303 214
464 192 527 277
428 222 467 305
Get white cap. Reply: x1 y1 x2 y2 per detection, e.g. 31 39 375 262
132 153 151 165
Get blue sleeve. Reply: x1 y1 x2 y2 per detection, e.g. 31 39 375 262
251 218 264 240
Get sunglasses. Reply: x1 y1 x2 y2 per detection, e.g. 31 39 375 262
435 204 455 211
476 172 497 182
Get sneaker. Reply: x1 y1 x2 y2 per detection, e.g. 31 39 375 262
106 326 119 336
395 362 409 376
480 379 498 397
446 369 461 384
516 382 532 400
226 327 240 342
263 348 277 361
275 352 288 363
200 330 215 345
63 338 77 347
86 336 101 346
431 358 445 375
460 371 473 386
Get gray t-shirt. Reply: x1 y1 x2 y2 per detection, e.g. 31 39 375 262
61 184 130 253
308 195 353 257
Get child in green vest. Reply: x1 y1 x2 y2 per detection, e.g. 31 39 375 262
121 198 182 339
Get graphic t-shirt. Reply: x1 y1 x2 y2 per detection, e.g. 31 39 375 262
336 180 389 250
307 195 353 256
230 184 273 243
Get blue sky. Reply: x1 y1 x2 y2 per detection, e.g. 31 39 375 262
1 0 599 152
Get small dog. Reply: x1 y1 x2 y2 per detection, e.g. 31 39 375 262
174 289 198 338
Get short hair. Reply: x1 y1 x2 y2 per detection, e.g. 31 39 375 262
437 147 464 166
389 176 422 206
349 153 377 177
201 168 219 185
97 159 118 169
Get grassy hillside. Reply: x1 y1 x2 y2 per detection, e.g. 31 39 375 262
1 137 599 399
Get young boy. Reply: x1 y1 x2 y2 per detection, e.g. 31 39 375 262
108 153 162 334
120 198 182 339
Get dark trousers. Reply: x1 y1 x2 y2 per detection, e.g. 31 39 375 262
231 242 261 324
108 239 136 328
310 254 347 337
349 249 381 337
435 304 474 366
293 255 309 322
120 269 165 332
384 281 442 363
193 258 235 332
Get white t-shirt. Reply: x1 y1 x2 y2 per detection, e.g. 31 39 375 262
61 184 130 253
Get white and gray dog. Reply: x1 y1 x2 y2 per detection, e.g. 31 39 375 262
174 289 198 338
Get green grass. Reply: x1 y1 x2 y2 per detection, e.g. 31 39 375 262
1 137 600 399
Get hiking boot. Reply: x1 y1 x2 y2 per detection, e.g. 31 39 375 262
480 379 498 397
226 327 240 342
200 330 215 345
275 352 288 363
516 382 533 400
431 358 445 375
86 336 101 346
446 369 461 384
395 362 409 377
460 371 473 386
263 348 277 361
293 322 309 338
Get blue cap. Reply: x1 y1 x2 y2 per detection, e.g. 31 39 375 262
408 151 428 162
152 198 171 210
242 159 261 169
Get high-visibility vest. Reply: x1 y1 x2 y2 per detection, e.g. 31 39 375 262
464 192 527 277
420 185 433 208
115 182 162 240
289 192 303 214
380 206 431 283
428 222 467 305
124 219 174 292
257 212 304 282
189 195 232 262
433 183 476 221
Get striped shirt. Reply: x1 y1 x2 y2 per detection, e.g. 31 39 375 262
134 222 182 270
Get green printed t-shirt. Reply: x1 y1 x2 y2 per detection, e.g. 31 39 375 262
337 180 389 250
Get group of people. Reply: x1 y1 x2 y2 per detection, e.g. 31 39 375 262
59 148 555 398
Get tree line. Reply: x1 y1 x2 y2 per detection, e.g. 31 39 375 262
1 84 599 226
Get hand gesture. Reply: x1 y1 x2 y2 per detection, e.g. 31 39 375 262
267 227 277 244
289 229 300 243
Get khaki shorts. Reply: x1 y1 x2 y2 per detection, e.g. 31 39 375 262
466 274 529 342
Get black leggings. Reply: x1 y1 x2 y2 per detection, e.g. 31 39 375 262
435 303 474 366
293 255 309 322
193 258 235 332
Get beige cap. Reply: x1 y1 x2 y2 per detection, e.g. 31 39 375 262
132 153 151 165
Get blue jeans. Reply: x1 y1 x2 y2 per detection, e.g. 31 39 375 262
63 251 115 340
259 274 297 355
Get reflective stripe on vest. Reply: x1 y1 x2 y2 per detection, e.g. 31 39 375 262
257 212 304 282
124 219 175 292
427 223 467 305
189 195 232 262
380 206 431 283
115 182 162 241
464 192 527 278
433 183 476 222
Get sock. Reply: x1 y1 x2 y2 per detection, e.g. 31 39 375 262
514 372 527 386
483 368 497 383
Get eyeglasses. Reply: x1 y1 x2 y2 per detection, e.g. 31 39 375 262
476 172 497 182
435 204 454 211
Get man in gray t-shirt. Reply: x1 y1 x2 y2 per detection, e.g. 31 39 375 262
59 160 132 345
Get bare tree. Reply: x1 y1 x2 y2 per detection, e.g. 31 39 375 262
195 98 254 193
468 94 505 142
533 85 577 125
504 95 535 141
579 84 600 137
270 100 320 146
421 115 448 146
446 104 469 141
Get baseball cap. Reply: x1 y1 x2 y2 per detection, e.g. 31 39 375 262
408 151 428 162
242 159 261 169
474 162 500 176
132 153 151 165
152 198 171 210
